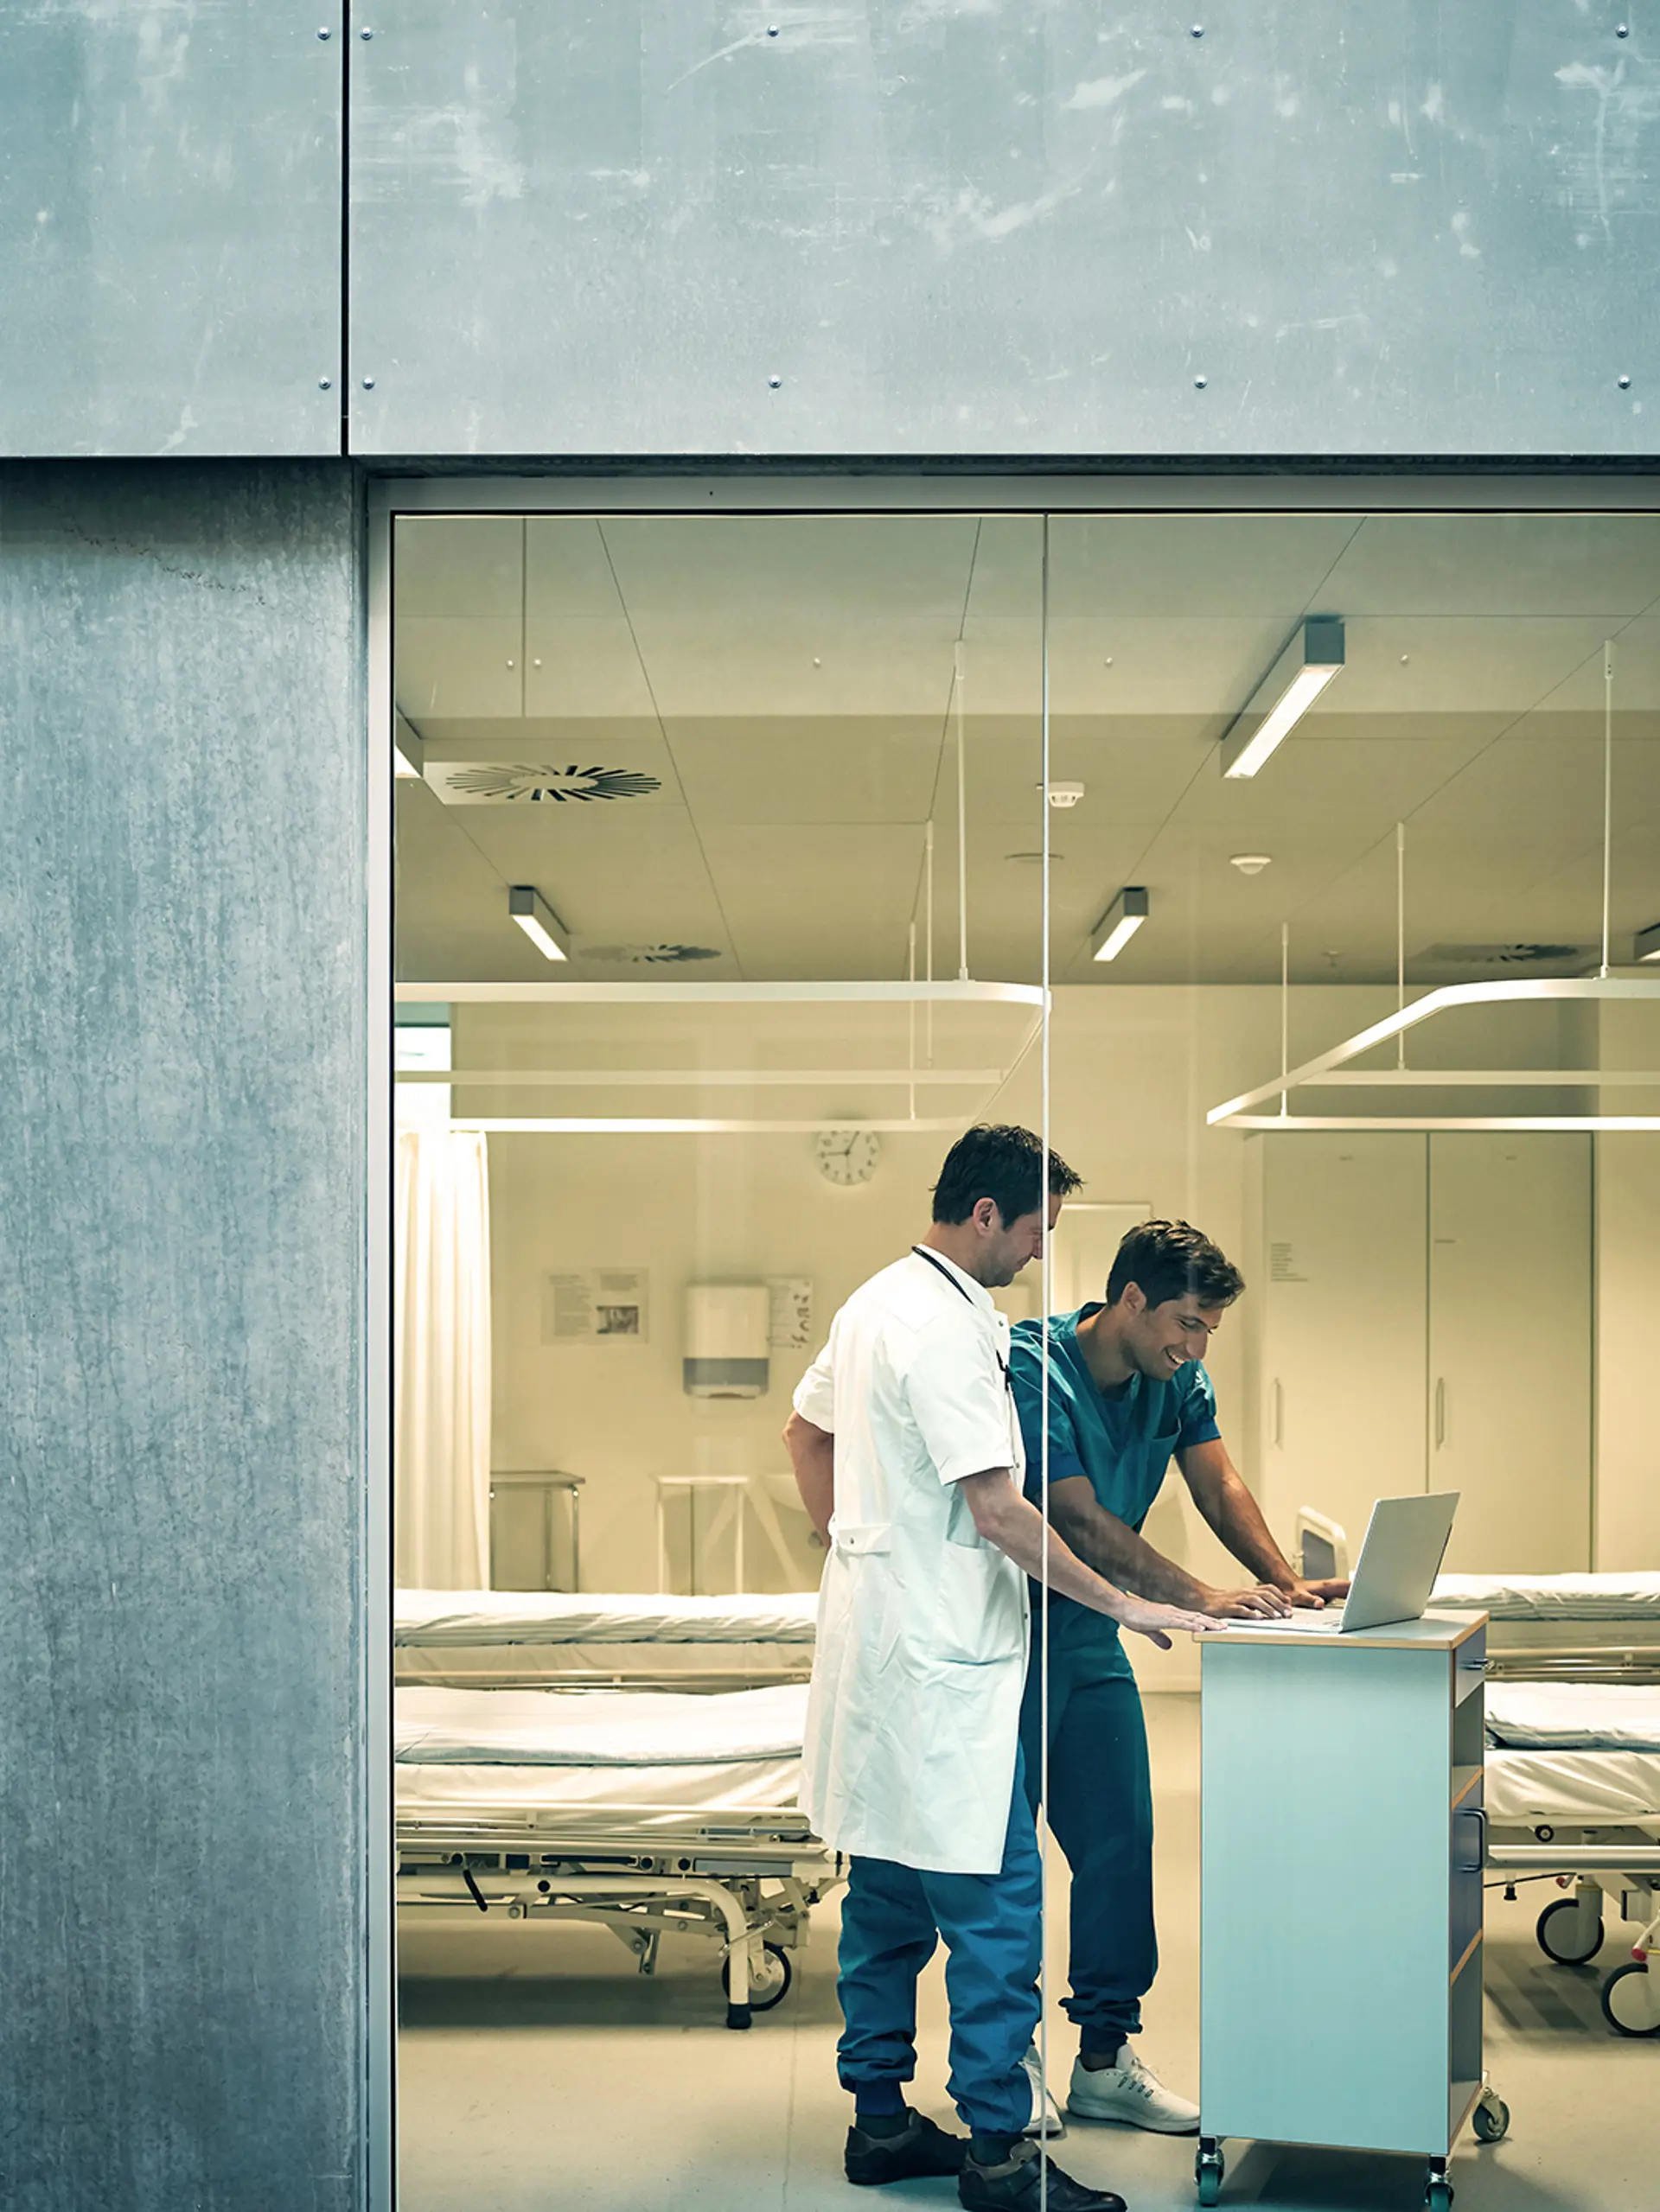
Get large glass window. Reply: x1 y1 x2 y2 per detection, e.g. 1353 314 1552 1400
387 501 1660 2210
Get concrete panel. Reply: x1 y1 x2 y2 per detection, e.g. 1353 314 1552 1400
1 8 342 456
0 463 366 2209
348 2 1660 458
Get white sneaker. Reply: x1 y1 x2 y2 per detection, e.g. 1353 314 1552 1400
1018 2044 1066 2139
1066 2045 1200 2134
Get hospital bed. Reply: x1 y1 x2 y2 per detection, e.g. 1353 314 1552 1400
395 1587 820 1690
395 1678 843 2026
1484 1680 1660 2037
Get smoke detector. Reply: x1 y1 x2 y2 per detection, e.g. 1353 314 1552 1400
1042 781 1086 809
1229 854 1273 877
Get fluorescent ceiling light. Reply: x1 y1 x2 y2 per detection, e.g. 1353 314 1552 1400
393 710 425 781
508 885 568 962
1637 921 1660 963
1220 615 1345 779
1093 886 1149 963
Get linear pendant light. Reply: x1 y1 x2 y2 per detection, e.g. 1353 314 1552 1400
1220 615 1345 779
1093 886 1149 962
508 885 568 962
1637 921 1660 963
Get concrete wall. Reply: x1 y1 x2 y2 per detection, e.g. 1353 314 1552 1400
0 463 366 2210
6 5 1659 458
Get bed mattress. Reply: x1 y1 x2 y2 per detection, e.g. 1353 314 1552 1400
1484 1746 1660 1828
394 1589 820 1647
1432 1571 1660 1621
1485 1682 1660 1753
394 1640 812 1686
394 1680 808 1819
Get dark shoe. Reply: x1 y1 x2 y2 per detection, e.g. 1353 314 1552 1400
846 2109 969 2186
958 2138 1127 2212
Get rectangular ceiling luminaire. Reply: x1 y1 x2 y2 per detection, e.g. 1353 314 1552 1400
508 885 568 963
393 710 425 781
1206 975 1660 1133
1638 921 1660 963
1093 886 1149 963
1219 615 1345 779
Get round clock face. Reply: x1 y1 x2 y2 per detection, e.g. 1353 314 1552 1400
814 1127 881 1186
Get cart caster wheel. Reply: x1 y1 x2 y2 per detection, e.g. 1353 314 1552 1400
721 1942 793 2014
1472 2092 1510 2142
1599 1960 1660 2037
1426 2183 1453 2212
725 2002 752 2030
1536 1896 1603 1965
1195 2143 1224 2205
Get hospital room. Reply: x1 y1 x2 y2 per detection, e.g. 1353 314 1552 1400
387 507 1660 2212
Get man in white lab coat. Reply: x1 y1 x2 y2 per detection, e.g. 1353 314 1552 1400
785 1125 1217 2212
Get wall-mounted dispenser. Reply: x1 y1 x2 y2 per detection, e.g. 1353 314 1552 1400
683 1284 770 1398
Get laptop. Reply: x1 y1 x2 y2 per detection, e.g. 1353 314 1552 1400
1223 1492 1459 1635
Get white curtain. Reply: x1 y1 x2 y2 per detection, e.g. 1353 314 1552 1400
395 1128 492 1589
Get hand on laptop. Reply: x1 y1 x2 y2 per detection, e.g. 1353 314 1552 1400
1197 1583 1296 1620
1280 1577 1352 1610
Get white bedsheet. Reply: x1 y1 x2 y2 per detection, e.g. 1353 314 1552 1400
394 1589 820 1647
395 1681 808 1766
396 1755 803 1818
1433 1571 1660 1621
1485 1682 1660 1753
1485 1747 1660 1827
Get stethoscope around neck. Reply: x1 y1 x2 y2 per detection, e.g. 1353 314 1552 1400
910 1245 1014 1396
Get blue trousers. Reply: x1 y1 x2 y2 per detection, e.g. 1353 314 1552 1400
1019 1647 1155 2052
835 1749 1042 2136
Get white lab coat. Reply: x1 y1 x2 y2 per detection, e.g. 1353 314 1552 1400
795 1248 1029 1877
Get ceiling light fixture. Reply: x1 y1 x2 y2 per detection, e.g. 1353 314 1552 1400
1093 886 1149 963
393 710 425 780
1229 853 1273 877
508 885 568 963
1219 615 1345 779
1637 921 1660 963
1045 781 1086 809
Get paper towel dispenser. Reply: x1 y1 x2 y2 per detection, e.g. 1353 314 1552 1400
683 1284 770 1398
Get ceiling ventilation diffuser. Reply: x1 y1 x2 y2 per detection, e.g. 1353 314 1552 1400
581 943 722 966
425 762 663 806
1420 943 1585 968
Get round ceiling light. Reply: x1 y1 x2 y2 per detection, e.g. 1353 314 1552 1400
1229 854 1273 877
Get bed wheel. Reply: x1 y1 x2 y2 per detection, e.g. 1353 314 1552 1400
1536 1896 1604 1966
721 1942 793 2015
1599 1961 1660 2037
1426 2182 1453 2212
1472 2089 1510 2142
1195 2139 1224 2205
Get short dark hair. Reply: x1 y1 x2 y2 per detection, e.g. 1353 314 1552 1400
931 1124 1083 1226
1107 1220 1244 1310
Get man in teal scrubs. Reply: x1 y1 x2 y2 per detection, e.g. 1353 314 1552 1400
1008 1220 1348 2133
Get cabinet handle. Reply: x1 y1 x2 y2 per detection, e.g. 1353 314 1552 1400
1272 1379 1284 1448
1457 1805 1487 1872
1433 1377 1446 1450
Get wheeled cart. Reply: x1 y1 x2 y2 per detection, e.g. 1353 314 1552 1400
1196 1611 1506 2208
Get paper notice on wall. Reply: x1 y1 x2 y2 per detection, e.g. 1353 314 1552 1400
766 1276 814 1350
543 1270 650 1343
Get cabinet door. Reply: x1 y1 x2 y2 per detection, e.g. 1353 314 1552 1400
1428 1134 1591 1572
1256 1135 1428 1559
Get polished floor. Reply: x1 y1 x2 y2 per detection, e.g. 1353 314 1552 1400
398 1698 1653 2212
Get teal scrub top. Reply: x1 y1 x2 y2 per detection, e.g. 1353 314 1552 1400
1008 1305 1221 1676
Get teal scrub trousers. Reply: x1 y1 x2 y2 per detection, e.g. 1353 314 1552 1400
834 1746 1043 2135
1019 1639 1156 2053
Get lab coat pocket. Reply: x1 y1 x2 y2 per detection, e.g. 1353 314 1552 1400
833 1521 892 1557
933 1539 1025 1668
